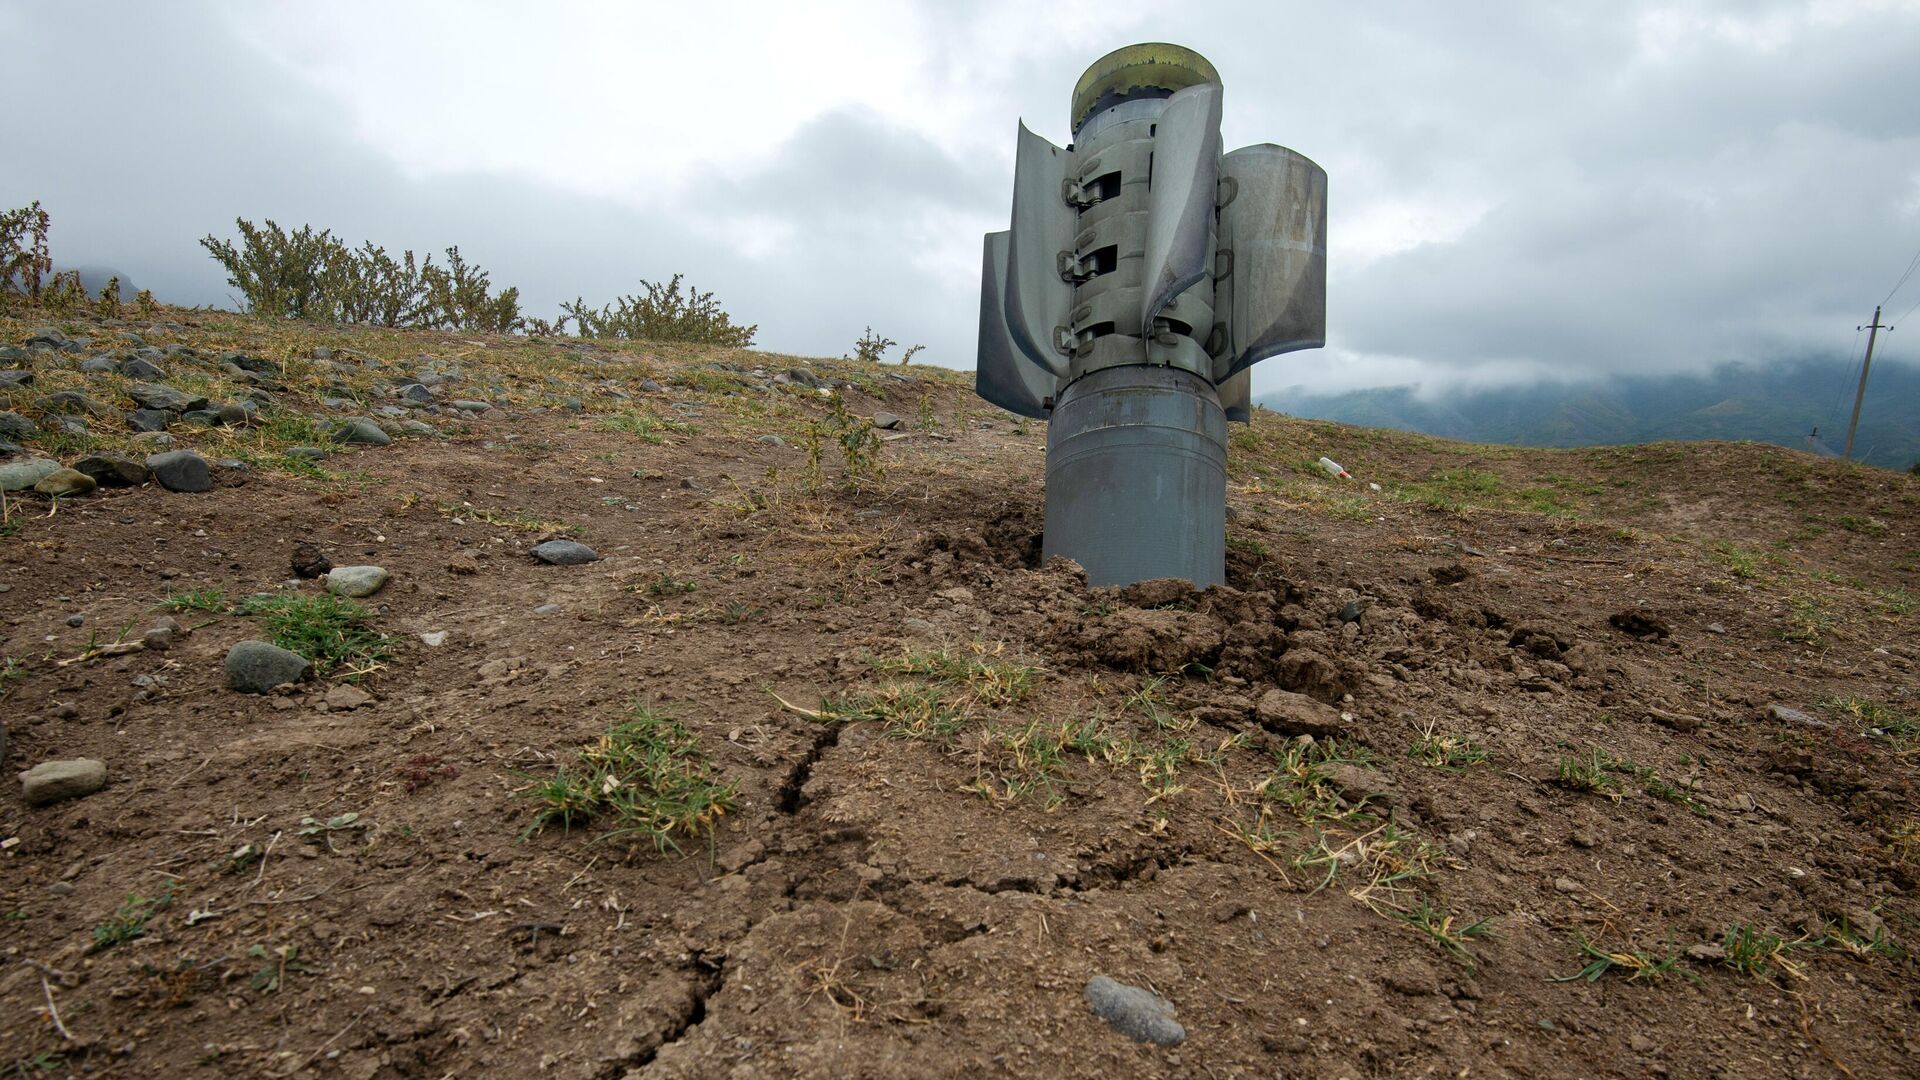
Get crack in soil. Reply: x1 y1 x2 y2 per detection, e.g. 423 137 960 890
775 724 843 815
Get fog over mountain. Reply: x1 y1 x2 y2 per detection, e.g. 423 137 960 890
1260 357 1920 471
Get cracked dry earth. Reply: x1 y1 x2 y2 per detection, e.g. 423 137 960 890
2 335 1918 1079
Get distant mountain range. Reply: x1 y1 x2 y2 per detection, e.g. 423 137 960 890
1256 359 1920 472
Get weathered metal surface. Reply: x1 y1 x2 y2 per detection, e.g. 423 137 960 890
1043 364 1227 588
1070 42 1220 134
1140 83 1222 336
1005 123 1075 376
1215 144 1327 380
975 231 1055 418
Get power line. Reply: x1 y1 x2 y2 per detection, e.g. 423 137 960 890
1894 291 1920 330
1885 241 1920 305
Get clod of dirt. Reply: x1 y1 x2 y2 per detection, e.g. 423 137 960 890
1319 762 1394 808
1255 689 1349 738
291 542 332 579
1084 975 1185 1046
1608 609 1672 639
1058 607 1222 672
1275 647 1354 703
19 758 107 806
1432 562 1472 585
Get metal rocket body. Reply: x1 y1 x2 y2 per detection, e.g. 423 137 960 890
975 43 1327 587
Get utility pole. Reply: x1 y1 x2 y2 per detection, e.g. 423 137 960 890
1844 306 1890 460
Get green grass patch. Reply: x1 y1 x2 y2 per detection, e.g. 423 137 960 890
517 706 735 853
237 593 395 677
156 587 229 613
89 887 174 954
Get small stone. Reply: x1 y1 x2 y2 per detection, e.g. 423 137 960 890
130 430 174 449
334 418 391 445
419 631 448 647
225 640 313 693
1705 622 1727 635
127 382 209 413
1608 609 1672 640
532 540 599 565
145 450 212 493
47 880 72 897
1321 762 1394 807
65 613 85 627
1554 876 1582 894
0 411 39 440
284 446 328 461
19 759 107 806
871 411 905 430
756 434 785 447
71 453 150 487
1084 975 1185 1046
126 409 174 433
80 356 116 373
325 565 389 598
34 468 97 498
323 684 373 710
0 458 61 492
118 357 165 380
1629 1034 1657 1054
1254 688 1349 739
533 604 563 615
450 400 490 412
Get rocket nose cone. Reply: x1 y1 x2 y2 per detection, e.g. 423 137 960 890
1071 43 1220 133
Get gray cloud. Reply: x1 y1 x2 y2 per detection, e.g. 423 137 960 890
5 1 1917 396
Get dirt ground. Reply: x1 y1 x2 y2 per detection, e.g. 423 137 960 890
1 310 1916 1078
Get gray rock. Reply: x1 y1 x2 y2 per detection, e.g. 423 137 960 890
373 405 409 419
36 390 116 417
320 397 354 409
118 356 165 380
639 378 664 392
66 613 84 627
397 383 434 402
0 440 22 460
284 446 328 461
450 399 491 413
145 449 212 493
52 416 91 437
0 370 33 389
0 458 61 492
871 411 905 430
0 411 38 440
72 453 150 487
784 368 825 389
24 327 68 348
1084 976 1185 1046
79 356 115 374
224 354 281 375
126 408 174 432
1766 704 1831 728
19 759 107 806
531 540 600 565
561 396 585 413
34 468 97 498
334 418 391 446
756 434 786 447
216 402 254 426
0 344 26 361
127 382 208 412
224 640 312 693
130 431 174 450
399 419 435 435
180 409 222 428
325 565 389 598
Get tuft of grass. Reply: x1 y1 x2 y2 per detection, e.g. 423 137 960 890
1391 898 1496 968
1781 593 1835 646
1836 515 1888 537
1553 749 1621 800
1711 542 1764 580
641 572 698 597
434 500 576 535
518 705 735 853
1408 719 1489 771
870 643 1038 707
968 719 1073 809
156 587 229 613
821 683 967 740
1718 924 1805 980
600 411 691 444
89 888 174 954
1552 933 1693 984
237 593 395 677
1820 695 1917 750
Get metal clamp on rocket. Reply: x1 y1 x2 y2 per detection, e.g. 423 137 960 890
976 43 1327 588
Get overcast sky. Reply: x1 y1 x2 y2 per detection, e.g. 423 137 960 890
5 0 1919 399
